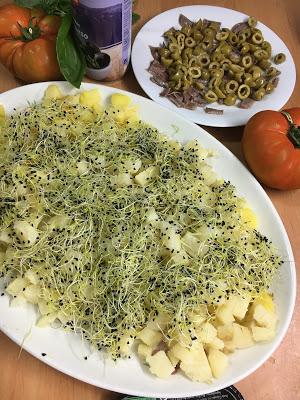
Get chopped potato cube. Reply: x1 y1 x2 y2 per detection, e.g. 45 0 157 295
240 206 258 229
146 351 174 378
14 221 38 246
79 89 101 114
251 326 276 342
138 343 153 360
111 93 131 108
123 158 142 175
181 231 208 257
37 312 58 327
134 166 159 187
228 323 254 349
138 327 163 347
0 230 12 246
217 324 234 341
43 84 63 105
228 294 251 320
196 322 217 344
188 305 208 327
253 292 275 313
252 304 277 329
38 299 57 315
111 173 133 187
23 284 40 304
119 332 135 357
167 342 190 363
180 341 212 382
208 348 228 378
216 303 235 325
76 160 89 175
6 277 29 296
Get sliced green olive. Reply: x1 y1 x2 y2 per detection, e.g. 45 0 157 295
224 93 237 106
253 87 266 100
225 80 239 93
265 82 275 94
161 57 173 67
274 53 286 64
248 16 257 27
204 90 218 103
237 84 251 99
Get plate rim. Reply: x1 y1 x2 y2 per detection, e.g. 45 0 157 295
131 4 296 127
0 81 297 397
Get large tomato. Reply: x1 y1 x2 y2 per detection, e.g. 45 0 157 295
242 109 300 190
0 4 61 83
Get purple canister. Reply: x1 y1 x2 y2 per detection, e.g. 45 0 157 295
72 0 132 81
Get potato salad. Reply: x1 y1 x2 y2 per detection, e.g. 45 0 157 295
0 85 281 382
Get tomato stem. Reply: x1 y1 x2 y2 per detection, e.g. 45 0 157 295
281 111 300 148
13 19 41 42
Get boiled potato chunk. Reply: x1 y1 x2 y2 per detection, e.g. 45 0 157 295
217 324 234 341
134 166 159 187
14 221 38 246
146 351 175 378
110 93 131 108
123 158 142 175
138 327 163 347
79 89 101 114
228 294 251 320
196 322 217 344
180 341 212 382
38 299 57 315
167 342 190 363
216 303 235 325
240 206 258 229
138 343 153 360
208 337 224 350
37 312 58 327
0 230 12 246
23 284 40 304
208 348 228 378
76 160 89 175
119 332 135 357
43 84 63 105
251 326 276 342
111 173 133 187
253 292 275 313
229 323 254 349
6 277 29 296
252 304 277 329
188 305 208 327
146 207 160 227
47 215 70 231
181 231 208 257
161 226 181 253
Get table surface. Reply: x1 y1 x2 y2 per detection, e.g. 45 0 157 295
0 0 299 399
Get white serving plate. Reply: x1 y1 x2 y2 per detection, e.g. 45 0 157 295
0 82 296 397
131 5 296 127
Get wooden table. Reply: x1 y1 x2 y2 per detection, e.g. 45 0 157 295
0 0 299 399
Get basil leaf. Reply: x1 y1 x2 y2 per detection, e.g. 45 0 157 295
56 14 86 88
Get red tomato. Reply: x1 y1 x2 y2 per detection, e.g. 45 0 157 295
0 4 61 83
242 109 300 190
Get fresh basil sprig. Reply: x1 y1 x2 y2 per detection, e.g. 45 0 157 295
56 14 86 88
15 0 86 88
